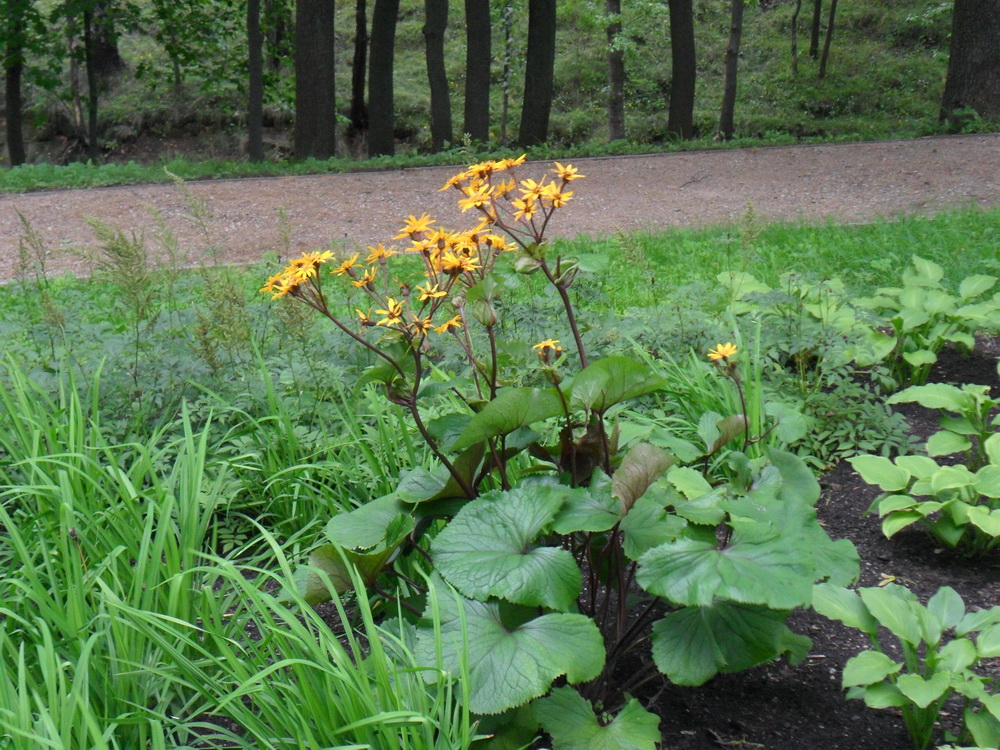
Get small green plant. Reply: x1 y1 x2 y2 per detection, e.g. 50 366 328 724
851 377 1000 555
852 256 1000 388
814 583 1000 750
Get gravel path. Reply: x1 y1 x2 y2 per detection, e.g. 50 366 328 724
1 134 998 281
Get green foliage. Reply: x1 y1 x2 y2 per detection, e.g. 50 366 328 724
815 583 1000 750
853 375 1000 555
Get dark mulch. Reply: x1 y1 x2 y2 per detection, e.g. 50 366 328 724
651 342 1000 750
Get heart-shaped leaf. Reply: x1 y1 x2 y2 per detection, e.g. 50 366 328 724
534 687 660 750
433 487 581 611
812 583 878 636
849 455 911 492
416 586 605 715
621 494 688 561
452 388 564 451
650 603 811 686
612 442 675 512
569 357 666 415
842 651 901 688
897 672 951 708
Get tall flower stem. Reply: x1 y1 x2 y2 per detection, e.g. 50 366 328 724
539 258 588 369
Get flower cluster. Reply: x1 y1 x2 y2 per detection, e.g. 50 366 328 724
261 156 584 350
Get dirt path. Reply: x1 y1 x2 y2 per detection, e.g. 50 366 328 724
1 134 998 281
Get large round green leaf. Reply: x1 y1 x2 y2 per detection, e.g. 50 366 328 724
650 603 811 686
569 357 666 415
416 587 605 715
534 687 660 750
433 486 581 611
451 387 564 451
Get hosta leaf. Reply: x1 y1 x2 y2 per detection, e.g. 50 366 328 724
569 357 667 415
926 430 973 457
859 585 922 645
452 388 564 451
986 434 1000 465
812 584 878 636
966 707 1000 750
930 464 976 492
977 623 1000 658
621 494 688 561
957 605 1000 636
894 455 941 479
902 349 936 368
842 651 901 688
927 586 966 630
959 274 997 300
896 672 951 708
848 455 910 492
433 487 581 611
887 383 973 412
882 510 924 538
650 603 811 686
909 255 945 283
858 682 907 709
534 687 660 750
937 638 977 672
975 465 1000 498
967 506 1000 536
636 527 814 609
612 442 675 512
416 587 605 715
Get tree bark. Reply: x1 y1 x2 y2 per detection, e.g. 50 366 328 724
499 1 514 144
293 0 337 160
667 0 696 139
518 0 556 148
818 0 837 79
463 0 491 142
718 0 744 141
790 0 801 75
808 0 821 59
423 0 452 151
83 8 101 160
349 0 368 137
941 0 1000 122
606 0 625 141
91 0 125 79
3 0 28 166
368 0 400 156
248 0 264 161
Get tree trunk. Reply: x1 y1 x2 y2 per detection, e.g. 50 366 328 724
667 0 696 139
293 0 337 160
423 0 452 152
941 0 1000 122
264 0 290 72
3 0 28 166
518 0 556 148
818 0 837 79
83 8 101 160
790 0 801 75
718 0 744 141
606 0 625 141
91 0 125 79
248 0 264 161
349 0 368 137
499 1 514 144
808 0 821 59
368 0 400 156
463 0 491 142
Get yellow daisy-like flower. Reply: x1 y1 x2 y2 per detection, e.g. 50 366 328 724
533 339 561 352
260 272 297 299
409 315 435 336
519 177 546 200
512 196 538 222
392 214 435 241
416 282 447 302
352 268 377 288
541 183 573 208
375 298 405 327
500 154 527 170
439 170 470 192
552 161 583 182
458 184 493 212
434 315 463 334
366 243 398 264
440 250 481 275
332 253 362 277
708 342 738 361
356 308 373 326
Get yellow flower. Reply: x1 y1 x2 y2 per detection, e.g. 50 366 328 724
519 177 546 200
458 184 493 212
440 250 481 275
409 315 435 336
552 161 583 182
375 298 405 327
434 315 463 334
541 183 573 208
416 282 447 302
533 339 561 352
392 214 435 241
366 243 398 264
439 170 469 191
356 308 373 326
352 268 377 288
260 272 295 298
708 342 738 361
500 154 527 170
512 196 538 222
332 253 362 277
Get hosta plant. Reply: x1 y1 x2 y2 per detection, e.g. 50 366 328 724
814 583 1000 750
851 376 1000 555
264 157 859 748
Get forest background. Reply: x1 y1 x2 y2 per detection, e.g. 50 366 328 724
0 0 998 172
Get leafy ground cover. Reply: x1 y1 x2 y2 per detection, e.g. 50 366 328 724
1 161 999 748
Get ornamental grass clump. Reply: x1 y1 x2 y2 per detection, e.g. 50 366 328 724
262 157 858 748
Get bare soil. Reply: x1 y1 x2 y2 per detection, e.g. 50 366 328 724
0 134 998 282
